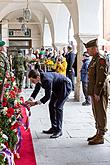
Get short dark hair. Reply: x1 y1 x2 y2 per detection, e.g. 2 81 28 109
28 70 40 78
67 45 73 50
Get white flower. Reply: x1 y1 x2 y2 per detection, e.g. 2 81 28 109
14 99 18 105
1 107 7 115
13 82 16 86
2 134 8 141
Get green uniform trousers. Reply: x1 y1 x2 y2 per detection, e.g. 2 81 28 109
91 94 108 135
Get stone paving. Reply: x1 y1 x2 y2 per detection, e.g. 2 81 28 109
21 88 110 165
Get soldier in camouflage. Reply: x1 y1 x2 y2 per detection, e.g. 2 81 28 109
12 49 25 92
84 39 108 145
0 40 9 108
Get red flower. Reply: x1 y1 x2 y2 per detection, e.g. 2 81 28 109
9 91 16 98
20 97 24 103
3 97 7 102
13 86 18 93
4 142 8 148
14 102 20 108
6 108 14 118
2 102 8 107
11 122 20 130
4 83 10 88
11 77 15 82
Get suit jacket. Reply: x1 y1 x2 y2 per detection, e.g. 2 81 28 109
66 50 75 74
31 72 72 104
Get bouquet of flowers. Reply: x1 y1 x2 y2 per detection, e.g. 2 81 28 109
0 72 30 163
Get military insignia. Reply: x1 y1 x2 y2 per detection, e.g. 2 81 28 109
99 59 105 65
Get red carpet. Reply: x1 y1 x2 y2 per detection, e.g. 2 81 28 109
15 105 37 165
15 127 37 165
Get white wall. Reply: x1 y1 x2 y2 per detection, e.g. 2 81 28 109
44 3 70 45
78 0 101 35
8 24 41 49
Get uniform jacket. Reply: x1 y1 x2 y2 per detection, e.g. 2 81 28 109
81 58 90 82
88 53 107 96
0 51 9 98
31 72 72 104
12 53 25 72
66 50 75 74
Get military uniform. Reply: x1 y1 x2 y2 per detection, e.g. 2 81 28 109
88 54 108 133
0 40 9 107
84 38 108 144
12 50 25 90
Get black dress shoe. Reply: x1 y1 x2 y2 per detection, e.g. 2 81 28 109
82 101 91 106
42 128 55 134
50 131 62 138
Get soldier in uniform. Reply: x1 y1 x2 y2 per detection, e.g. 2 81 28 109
26 70 72 138
12 50 25 92
0 40 9 108
84 39 108 145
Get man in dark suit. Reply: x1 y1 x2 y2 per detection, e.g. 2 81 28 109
26 70 72 138
66 45 76 90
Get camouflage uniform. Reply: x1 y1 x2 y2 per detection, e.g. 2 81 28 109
0 51 9 104
24 55 33 88
12 51 25 90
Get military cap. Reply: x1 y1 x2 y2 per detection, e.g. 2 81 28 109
0 40 5 47
84 38 97 48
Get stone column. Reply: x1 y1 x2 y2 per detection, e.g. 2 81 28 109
74 33 98 101
74 34 83 101
0 24 2 40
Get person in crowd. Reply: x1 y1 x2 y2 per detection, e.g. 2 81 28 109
24 53 33 89
39 47 45 60
44 48 50 59
84 38 108 145
62 47 67 57
52 55 67 76
80 52 91 106
26 70 72 138
51 49 58 63
106 51 110 74
72 53 77 78
66 45 76 91
12 49 25 92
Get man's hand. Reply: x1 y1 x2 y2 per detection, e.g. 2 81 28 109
94 94 100 102
25 97 34 104
25 101 37 107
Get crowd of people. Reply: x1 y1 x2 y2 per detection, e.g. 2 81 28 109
11 45 77 93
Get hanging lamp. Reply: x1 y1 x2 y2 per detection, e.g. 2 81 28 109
23 0 31 22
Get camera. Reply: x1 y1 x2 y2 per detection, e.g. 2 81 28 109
57 58 61 62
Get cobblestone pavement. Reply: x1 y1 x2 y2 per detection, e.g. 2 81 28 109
21 88 110 165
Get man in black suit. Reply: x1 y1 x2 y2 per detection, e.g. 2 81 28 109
26 70 72 138
66 45 76 90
